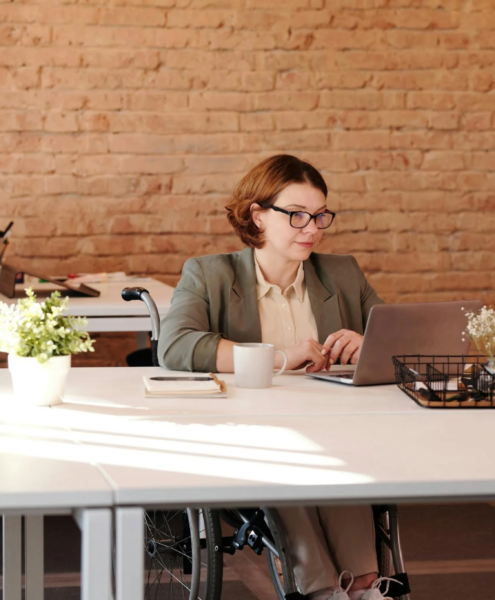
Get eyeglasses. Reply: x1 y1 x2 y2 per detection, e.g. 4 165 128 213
267 206 336 229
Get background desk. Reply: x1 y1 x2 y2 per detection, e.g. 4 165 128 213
0 279 174 334
0 279 174 353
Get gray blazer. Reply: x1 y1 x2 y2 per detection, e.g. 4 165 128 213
158 247 384 372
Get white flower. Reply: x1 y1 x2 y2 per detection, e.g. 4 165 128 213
463 306 495 363
0 288 94 363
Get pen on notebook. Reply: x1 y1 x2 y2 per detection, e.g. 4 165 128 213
150 376 213 381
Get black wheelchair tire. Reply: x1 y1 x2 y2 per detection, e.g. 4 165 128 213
144 508 223 600
375 510 393 578
203 509 224 600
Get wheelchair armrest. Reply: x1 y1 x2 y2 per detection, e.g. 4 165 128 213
122 287 150 302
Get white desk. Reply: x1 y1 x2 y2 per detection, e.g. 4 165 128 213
91 411 495 508
56 367 495 600
52 366 424 418
0 279 174 333
39 367 495 507
3 367 495 600
0 388 115 600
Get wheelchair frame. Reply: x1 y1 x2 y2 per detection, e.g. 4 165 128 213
122 287 411 600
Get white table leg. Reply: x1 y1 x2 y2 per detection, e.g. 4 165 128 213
74 509 112 600
2 515 22 600
24 515 44 600
115 508 143 600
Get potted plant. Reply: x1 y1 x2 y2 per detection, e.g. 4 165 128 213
0 288 94 406
463 305 495 375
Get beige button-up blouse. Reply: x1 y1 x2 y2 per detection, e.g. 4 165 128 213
254 256 319 351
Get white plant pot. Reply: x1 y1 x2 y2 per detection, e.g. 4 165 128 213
8 354 71 407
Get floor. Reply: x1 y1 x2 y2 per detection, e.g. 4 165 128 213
1 503 495 599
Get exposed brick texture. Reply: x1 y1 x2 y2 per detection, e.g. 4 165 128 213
1 0 495 368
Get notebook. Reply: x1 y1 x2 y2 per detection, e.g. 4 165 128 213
143 373 227 398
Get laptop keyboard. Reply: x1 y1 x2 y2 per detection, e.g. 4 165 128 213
313 371 355 379
330 371 355 379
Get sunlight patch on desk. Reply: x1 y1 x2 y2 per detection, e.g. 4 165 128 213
58 411 326 452
0 422 342 467
1 392 149 414
63 395 150 410
0 393 17 405
1 402 325 453
0 423 78 442
0 435 372 487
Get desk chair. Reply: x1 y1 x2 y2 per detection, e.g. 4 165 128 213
122 287 411 600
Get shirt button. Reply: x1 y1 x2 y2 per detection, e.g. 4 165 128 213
281 303 286 308
287 326 292 331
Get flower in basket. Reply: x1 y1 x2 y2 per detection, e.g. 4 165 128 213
0 288 95 406
462 305 495 370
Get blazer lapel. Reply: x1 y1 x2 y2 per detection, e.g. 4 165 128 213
227 248 262 343
304 258 342 343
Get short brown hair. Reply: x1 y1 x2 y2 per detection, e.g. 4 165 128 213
226 154 328 249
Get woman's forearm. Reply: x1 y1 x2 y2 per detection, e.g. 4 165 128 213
215 338 236 372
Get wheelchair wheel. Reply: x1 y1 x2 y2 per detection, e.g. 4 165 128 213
144 508 223 600
266 549 285 600
375 509 393 578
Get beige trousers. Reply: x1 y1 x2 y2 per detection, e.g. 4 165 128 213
276 505 378 596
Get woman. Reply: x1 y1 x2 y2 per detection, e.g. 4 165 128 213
159 155 391 600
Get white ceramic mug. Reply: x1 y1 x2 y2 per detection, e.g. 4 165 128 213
233 343 288 389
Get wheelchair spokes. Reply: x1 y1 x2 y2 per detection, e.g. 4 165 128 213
144 509 223 600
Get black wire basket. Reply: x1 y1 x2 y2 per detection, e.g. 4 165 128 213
393 355 495 409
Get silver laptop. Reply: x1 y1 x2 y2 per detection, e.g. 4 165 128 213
308 300 482 386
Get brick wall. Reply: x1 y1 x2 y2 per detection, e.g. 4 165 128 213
1 0 494 318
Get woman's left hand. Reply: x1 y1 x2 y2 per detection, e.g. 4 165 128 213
321 329 363 368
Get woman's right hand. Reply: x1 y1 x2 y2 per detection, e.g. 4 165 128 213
280 339 328 372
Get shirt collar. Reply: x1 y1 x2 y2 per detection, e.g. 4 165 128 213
254 255 305 302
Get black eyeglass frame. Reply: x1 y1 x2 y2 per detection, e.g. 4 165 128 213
266 205 336 229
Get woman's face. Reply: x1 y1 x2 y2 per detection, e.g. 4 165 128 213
252 182 327 262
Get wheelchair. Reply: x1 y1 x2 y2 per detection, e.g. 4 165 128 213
122 287 412 600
